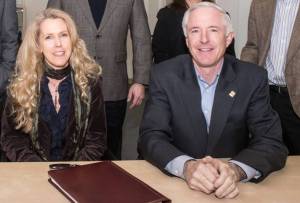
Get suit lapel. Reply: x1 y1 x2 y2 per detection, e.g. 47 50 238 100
287 5 300 63
98 0 118 32
179 57 208 155
206 57 237 155
260 0 277 65
77 0 97 32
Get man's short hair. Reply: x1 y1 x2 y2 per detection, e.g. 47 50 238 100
182 2 234 37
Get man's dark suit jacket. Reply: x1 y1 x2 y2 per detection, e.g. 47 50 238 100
0 0 18 95
138 54 288 182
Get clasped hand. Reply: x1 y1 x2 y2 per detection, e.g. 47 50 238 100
183 156 240 199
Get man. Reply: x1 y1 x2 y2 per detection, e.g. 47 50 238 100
0 0 18 161
0 0 18 102
47 0 152 159
138 2 287 199
241 0 300 155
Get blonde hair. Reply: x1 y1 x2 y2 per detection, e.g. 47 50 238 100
9 8 101 133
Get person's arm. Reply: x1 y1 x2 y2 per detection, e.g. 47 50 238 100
138 65 187 171
240 0 259 63
152 8 172 64
229 160 260 182
127 0 152 108
76 77 107 161
232 69 288 182
0 0 18 94
1 96 42 161
165 155 194 178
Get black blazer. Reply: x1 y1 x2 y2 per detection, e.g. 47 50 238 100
138 54 287 182
152 6 236 64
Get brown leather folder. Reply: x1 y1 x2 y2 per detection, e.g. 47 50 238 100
48 161 171 203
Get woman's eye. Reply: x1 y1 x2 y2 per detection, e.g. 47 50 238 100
45 35 52 40
61 33 69 37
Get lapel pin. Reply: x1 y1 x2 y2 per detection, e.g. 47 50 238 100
229 90 236 98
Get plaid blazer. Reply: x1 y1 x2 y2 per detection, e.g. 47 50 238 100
47 0 152 101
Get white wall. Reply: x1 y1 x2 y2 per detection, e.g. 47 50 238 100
18 0 48 29
216 0 252 57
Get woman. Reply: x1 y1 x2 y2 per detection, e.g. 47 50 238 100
152 0 236 64
1 9 106 161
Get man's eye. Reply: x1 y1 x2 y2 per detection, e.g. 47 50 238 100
191 29 198 33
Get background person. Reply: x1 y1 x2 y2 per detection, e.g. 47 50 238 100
0 0 18 160
241 0 300 155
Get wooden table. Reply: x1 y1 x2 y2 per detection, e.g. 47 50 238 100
0 156 299 202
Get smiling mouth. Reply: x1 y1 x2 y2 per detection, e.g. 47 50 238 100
53 51 65 56
199 48 213 52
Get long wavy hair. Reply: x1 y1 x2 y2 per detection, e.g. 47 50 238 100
9 8 101 133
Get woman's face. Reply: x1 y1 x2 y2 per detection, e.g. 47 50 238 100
38 18 72 70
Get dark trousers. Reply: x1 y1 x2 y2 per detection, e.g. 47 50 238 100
104 99 127 160
270 87 300 155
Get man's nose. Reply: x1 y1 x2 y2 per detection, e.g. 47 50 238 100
200 32 208 43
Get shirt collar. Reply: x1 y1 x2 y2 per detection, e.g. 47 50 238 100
193 58 224 85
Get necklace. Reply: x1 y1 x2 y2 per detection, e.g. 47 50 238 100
48 79 61 113
53 86 59 112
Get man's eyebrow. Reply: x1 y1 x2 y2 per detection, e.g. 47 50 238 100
189 26 199 30
208 25 220 29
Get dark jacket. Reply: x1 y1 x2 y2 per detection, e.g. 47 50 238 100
152 6 236 64
138 54 287 182
0 0 18 95
1 76 107 161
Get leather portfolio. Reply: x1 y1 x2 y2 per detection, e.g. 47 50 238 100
48 161 171 203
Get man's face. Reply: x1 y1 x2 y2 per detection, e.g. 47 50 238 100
185 7 233 69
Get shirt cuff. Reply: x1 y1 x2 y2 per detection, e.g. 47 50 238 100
165 155 194 179
229 160 261 182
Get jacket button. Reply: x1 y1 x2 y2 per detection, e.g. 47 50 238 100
96 34 101 39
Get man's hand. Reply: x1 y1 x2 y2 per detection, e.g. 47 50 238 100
183 157 219 194
206 158 240 199
183 156 241 199
127 83 145 109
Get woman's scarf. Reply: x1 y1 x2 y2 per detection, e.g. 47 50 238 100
30 64 91 161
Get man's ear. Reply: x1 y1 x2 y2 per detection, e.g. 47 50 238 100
225 32 234 47
185 36 190 49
